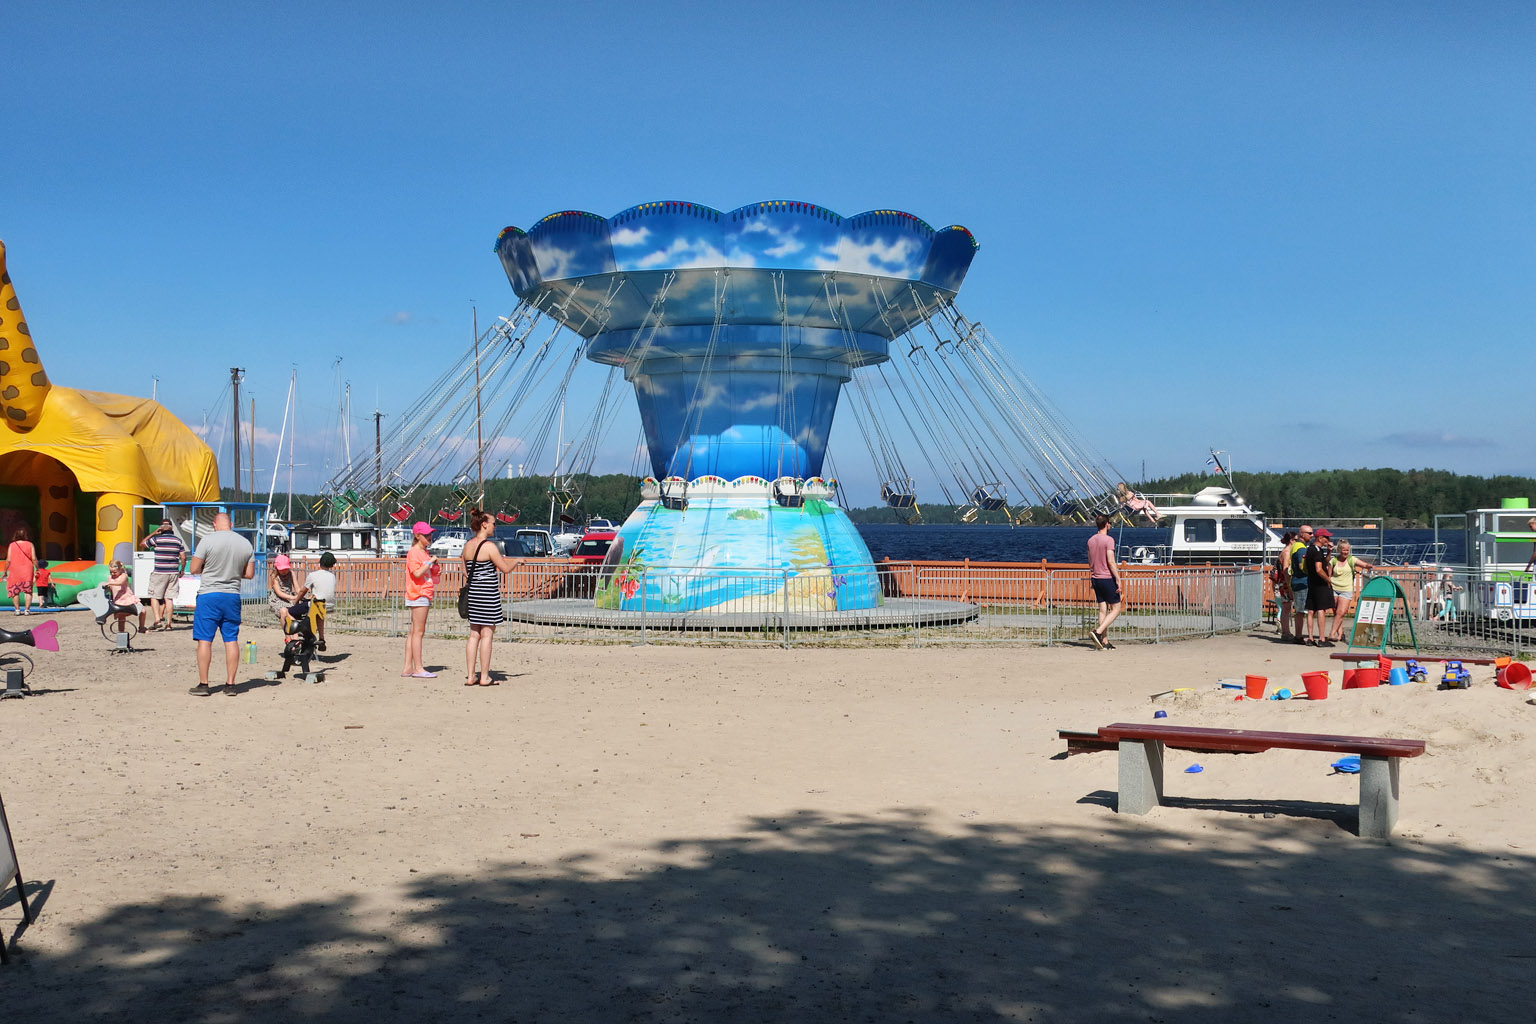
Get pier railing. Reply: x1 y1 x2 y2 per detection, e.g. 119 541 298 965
279 555 1263 647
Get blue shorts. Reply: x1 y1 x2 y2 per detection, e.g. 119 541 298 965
193 592 243 642
1091 577 1121 605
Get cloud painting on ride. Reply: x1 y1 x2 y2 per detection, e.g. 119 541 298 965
0 241 218 603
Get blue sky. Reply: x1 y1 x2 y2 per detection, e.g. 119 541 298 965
7 1 1533 500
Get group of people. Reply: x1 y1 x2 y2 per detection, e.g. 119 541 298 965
1275 525 1377 646
400 510 518 686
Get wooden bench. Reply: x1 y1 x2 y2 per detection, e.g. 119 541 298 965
1097 723 1426 839
1329 653 1496 665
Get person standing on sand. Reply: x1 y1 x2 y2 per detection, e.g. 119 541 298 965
6 525 36 616
1525 518 1536 572
1303 528 1335 646
141 520 186 630
187 512 255 697
1327 538 1376 642
1285 524 1315 643
1273 530 1296 640
1087 514 1123 649
401 522 440 679
461 508 517 686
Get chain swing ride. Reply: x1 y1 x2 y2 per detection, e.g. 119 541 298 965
324 200 1141 614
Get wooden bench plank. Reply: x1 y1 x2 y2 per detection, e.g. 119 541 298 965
1057 729 1257 756
1097 723 1425 759
1329 653 1495 665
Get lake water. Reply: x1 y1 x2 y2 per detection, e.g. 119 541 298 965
853 524 1461 564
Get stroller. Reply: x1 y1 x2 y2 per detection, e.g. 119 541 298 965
268 596 324 682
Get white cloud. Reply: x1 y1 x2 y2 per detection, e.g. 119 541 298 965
635 237 730 270
611 226 651 247
813 236 922 276
533 240 582 280
387 311 413 325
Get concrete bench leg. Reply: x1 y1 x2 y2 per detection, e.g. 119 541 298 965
1117 739 1164 815
1359 755 1400 838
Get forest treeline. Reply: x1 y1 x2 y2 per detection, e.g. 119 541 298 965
227 467 1535 529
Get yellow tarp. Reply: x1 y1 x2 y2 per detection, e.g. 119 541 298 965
0 386 219 501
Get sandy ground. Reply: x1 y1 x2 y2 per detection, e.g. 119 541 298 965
1 608 1534 1022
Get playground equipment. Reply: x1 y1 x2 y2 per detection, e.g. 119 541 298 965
0 241 219 566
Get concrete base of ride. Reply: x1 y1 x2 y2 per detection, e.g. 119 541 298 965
505 596 980 631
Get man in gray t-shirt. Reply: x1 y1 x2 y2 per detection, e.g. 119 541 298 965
188 513 255 696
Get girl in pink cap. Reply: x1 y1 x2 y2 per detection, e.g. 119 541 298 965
401 522 440 678
269 553 301 627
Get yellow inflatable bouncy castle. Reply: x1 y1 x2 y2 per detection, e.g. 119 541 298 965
0 240 219 569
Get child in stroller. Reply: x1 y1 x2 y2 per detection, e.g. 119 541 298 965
271 594 322 681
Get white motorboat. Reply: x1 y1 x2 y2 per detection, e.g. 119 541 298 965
1119 484 1284 565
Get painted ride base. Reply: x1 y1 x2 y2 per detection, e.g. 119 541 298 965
508 596 979 631
595 487 883 614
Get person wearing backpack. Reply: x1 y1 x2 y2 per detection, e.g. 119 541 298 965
1283 524 1314 644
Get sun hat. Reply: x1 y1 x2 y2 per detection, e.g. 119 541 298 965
273 553 291 570
412 521 435 536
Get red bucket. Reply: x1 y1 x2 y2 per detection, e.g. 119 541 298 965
1342 669 1358 689
1354 667 1381 688
1245 674 1268 700
1497 663 1533 690
1301 671 1330 700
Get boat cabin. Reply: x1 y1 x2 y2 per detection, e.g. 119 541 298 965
1125 486 1283 565
289 520 380 557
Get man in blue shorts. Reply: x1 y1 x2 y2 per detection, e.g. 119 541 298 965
187 512 255 696
1087 514 1123 649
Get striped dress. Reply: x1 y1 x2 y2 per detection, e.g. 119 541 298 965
464 540 505 626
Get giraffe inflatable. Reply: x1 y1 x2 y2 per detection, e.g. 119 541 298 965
0 240 219 576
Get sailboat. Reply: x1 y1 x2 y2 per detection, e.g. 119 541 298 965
288 374 383 558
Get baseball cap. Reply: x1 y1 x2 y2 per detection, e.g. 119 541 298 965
1314 528 1332 538
273 553 291 570
412 521 435 536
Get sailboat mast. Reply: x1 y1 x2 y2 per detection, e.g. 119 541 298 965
230 367 243 499
267 370 294 516
286 370 296 522
248 397 255 501
473 306 484 507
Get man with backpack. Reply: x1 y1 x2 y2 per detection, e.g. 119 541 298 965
1282 524 1315 644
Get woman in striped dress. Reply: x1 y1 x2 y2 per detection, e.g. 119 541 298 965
462 508 516 686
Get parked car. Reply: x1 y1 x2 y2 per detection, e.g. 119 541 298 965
571 529 617 565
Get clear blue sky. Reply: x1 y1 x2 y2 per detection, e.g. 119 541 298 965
7 1 1534 499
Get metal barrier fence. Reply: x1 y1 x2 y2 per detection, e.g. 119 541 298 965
1375 565 1532 657
280 556 1264 647
1260 565 1534 657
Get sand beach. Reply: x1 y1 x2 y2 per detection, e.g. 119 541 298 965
2 612 1534 1022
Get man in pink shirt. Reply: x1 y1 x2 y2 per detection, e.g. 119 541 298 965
1086 514 1123 649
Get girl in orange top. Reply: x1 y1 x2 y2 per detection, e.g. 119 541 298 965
401 522 440 678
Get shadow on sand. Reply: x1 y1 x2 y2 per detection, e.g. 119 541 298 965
3 811 1533 1021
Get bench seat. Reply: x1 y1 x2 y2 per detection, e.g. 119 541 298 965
1097 722 1425 839
1329 653 1496 665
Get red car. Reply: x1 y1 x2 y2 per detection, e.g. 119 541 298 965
571 529 617 565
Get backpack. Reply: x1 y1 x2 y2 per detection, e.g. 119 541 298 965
1289 543 1308 581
